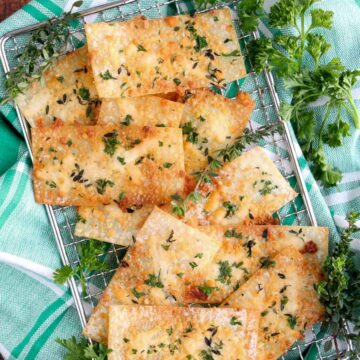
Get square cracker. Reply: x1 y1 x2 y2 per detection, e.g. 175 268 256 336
85 8 246 98
16 47 99 127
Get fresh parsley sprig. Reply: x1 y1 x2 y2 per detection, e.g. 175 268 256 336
56 336 111 360
1 1 83 105
239 0 360 187
53 239 110 296
315 211 360 358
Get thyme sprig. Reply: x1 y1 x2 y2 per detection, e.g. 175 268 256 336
1 1 83 105
316 212 360 358
171 124 280 216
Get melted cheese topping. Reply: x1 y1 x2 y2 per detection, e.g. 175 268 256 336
98 96 184 127
32 124 185 206
108 305 259 360
16 47 99 127
222 247 324 360
85 9 246 98
181 89 254 177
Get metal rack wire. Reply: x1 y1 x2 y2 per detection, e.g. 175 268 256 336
0 0 355 358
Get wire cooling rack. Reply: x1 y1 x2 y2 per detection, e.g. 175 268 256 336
0 0 356 359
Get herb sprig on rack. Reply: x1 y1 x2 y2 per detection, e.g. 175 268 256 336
315 212 360 358
56 336 111 360
237 0 360 187
0 1 83 105
171 123 280 216
53 239 109 296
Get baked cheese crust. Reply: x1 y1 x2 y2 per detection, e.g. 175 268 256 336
180 224 328 304
98 96 184 127
32 124 185 206
222 247 324 360
182 89 254 176
16 47 100 127
108 305 259 360
85 9 246 98
183 146 298 226
83 207 220 343
75 204 154 246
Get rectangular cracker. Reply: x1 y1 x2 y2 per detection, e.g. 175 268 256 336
83 207 221 343
182 89 254 176
85 8 246 98
98 96 184 128
222 247 325 360
32 124 185 206
183 146 298 226
16 47 100 127
108 305 259 360
179 224 328 304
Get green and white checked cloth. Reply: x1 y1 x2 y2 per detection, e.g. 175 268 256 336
0 0 359 359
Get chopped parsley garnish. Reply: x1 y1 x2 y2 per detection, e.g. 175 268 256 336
174 26 180 31
56 75 64 83
117 156 126 165
189 261 198 269
194 34 208 52
258 179 278 196
230 316 242 326
66 139 72 147
78 87 90 101
121 114 133 126
217 260 232 285
137 44 147 52
95 179 114 195
198 285 218 296
118 192 126 201
173 78 181 86
286 314 297 329
100 69 116 80
182 122 199 144
280 295 289 311
223 201 238 218
144 272 164 288
195 253 203 259
260 257 276 269
224 229 242 239
131 287 145 299
166 327 173 336
103 130 120 156
163 162 173 168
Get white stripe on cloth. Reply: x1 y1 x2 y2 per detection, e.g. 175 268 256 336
0 252 54 279
0 343 10 360
11 263 66 298
339 171 360 185
307 88 360 109
324 187 360 207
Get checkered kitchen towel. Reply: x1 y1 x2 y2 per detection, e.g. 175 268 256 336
0 0 359 359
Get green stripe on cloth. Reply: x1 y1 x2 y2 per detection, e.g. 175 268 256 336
22 3 49 21
37 0 64 16
11 297 66 359
24 310 68 360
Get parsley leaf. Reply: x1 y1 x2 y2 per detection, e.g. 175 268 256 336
56 336 111 360
53 240 109 296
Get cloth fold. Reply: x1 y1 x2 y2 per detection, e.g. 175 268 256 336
0 0 359 359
